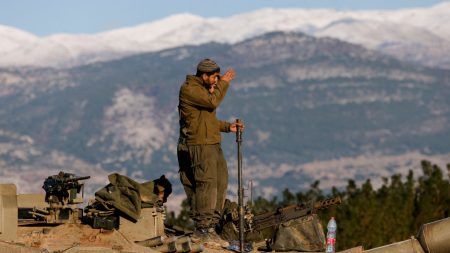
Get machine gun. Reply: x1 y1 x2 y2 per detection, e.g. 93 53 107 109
28 171 90 224
42 171 90 206
221 196 342 239
248 196 342 232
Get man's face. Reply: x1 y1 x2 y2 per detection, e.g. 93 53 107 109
202 72 220 86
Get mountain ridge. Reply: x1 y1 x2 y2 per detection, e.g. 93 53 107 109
0 3 449 68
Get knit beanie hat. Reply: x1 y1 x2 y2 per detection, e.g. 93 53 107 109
197 58 220 73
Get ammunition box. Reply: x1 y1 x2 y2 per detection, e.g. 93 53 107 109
92 216 119 230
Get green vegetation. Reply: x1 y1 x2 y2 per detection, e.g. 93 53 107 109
167 160 450 250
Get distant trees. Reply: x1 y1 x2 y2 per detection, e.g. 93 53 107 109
166 160 450 251
165 198 194 231
303 160 450 250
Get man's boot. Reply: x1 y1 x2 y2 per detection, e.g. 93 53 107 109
191 228 210 244
207 227 230 248
191 227 229 249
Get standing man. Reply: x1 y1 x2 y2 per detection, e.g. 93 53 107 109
177 59 243 248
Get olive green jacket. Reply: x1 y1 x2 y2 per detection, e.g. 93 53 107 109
94 173 158 222
178 75 231 145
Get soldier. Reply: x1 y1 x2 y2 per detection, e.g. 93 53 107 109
177 59 244 249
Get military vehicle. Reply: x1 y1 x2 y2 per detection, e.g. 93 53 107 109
1 172 450 253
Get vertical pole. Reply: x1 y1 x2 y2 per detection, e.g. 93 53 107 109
250 180 253 208
236 119 245 253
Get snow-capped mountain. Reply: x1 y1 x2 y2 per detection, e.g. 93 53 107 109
0 25 39 54
0 2 449 68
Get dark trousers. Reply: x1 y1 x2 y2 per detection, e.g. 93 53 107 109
177 143 228 229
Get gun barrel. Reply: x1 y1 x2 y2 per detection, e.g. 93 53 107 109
313 196 342 209
63 176 91 182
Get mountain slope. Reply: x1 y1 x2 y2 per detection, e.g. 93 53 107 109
0 32 449 208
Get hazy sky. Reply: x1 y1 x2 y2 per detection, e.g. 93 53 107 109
0 0 446 36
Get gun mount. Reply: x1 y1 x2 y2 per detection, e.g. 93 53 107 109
27 171 90 224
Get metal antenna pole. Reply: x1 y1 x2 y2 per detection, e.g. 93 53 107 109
250 180 253 208
236 118 245 253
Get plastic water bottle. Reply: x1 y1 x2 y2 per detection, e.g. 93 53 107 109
326 217 337 253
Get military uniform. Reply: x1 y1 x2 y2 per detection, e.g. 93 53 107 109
177 74 231 229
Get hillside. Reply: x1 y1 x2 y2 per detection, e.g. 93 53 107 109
0 32 449 210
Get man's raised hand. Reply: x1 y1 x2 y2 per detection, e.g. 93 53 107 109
221 68 236 83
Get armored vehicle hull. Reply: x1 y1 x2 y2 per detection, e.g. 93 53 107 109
2 183 450 253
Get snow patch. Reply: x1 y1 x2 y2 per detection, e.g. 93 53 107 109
96 88 173 164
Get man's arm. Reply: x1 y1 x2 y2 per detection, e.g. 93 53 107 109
180 69 236 109
180 79 230 109
219 120 231 132
219 120 245 133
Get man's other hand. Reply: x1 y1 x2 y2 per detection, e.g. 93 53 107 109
230 121 245 133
